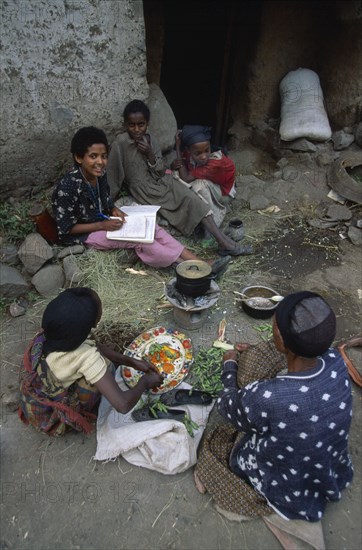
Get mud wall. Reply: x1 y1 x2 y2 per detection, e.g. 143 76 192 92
0 0 147 199
231 0 362 132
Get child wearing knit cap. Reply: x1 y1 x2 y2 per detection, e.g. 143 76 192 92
171 125 237 229
195 291 353 522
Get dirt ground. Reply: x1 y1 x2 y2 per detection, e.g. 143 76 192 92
1 151 361 550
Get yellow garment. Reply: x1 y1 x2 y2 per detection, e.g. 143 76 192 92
46 339 107 388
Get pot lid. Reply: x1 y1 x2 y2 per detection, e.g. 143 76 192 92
176 260 212 279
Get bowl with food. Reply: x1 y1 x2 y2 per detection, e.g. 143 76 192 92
239 285 283 319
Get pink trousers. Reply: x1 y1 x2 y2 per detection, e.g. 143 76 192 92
85 225 184 268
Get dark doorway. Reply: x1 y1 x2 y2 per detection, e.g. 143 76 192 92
159 1 237 145
144 1 263 146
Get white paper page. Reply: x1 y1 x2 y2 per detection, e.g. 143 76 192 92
107 215 147 239
144 216 156 242
121 205 160 215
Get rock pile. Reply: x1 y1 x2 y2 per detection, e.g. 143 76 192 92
0 231 138 316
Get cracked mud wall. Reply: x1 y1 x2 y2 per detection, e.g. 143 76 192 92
1 0 147 199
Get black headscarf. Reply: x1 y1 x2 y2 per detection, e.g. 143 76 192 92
181 125 212 147
275 291 336 358
42 288 99 356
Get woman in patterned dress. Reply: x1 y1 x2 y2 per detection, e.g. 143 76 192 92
195 291 354 521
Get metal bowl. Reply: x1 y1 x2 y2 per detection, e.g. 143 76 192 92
240 285 280 319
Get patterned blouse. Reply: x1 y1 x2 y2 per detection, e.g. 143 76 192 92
52 165 114 245
218 349 353 521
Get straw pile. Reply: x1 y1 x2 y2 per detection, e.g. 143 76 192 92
74 250 169 346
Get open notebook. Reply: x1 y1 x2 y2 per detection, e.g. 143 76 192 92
106 205 160 243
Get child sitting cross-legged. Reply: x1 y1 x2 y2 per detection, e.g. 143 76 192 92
52 126 230 275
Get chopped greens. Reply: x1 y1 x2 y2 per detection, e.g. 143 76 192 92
254 323 273 341
188 347 224 396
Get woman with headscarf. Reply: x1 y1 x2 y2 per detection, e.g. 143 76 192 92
171 125 236 227
194 291 353 522
18 288 162 436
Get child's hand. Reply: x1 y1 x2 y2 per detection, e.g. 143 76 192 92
135 135 152 157
111 207 127 223
142 370 164 390
170 158 183 171
223 344 250 364
175 129 182 147
99 218 124 231
129 357 159 375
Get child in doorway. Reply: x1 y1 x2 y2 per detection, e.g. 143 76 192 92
52 126 230 273
107 100 252 256
19 287 163 436
171 125 236 227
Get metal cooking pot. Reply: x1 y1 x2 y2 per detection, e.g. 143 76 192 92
240 285 279 319
175 260 212 297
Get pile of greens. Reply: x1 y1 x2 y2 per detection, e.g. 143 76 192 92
188 347 224 396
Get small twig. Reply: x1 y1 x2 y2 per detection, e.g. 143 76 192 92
160 474 189 486
152 490 175 528
1 359 20 368
117 458 133 475
55 443 75 456
256 211 292 219
302 240 339 250
217 511 232 547
40 441 51 485
148 272 166 284
203 496 213 509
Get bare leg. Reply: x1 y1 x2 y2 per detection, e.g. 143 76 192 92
201 215 238 249
202 215 253 256
175 248 202 263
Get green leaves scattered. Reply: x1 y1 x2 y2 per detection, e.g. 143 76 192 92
183 413 199 437
148 398 199 437
254 323 273 341
149 400 170 418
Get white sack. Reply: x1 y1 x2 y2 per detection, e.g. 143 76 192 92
279 68 332 142
94 369 215 475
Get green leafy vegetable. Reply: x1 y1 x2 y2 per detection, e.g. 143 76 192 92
183 413 199 437
188 347 224 396
254 323 273 341
149 400 170 417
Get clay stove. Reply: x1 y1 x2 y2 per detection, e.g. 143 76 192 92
165 278 220 330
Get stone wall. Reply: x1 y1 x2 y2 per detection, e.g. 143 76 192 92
0 0 148 199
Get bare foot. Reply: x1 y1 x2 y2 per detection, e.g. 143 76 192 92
194 470 207 494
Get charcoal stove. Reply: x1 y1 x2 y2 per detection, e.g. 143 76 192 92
165 278 220 330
